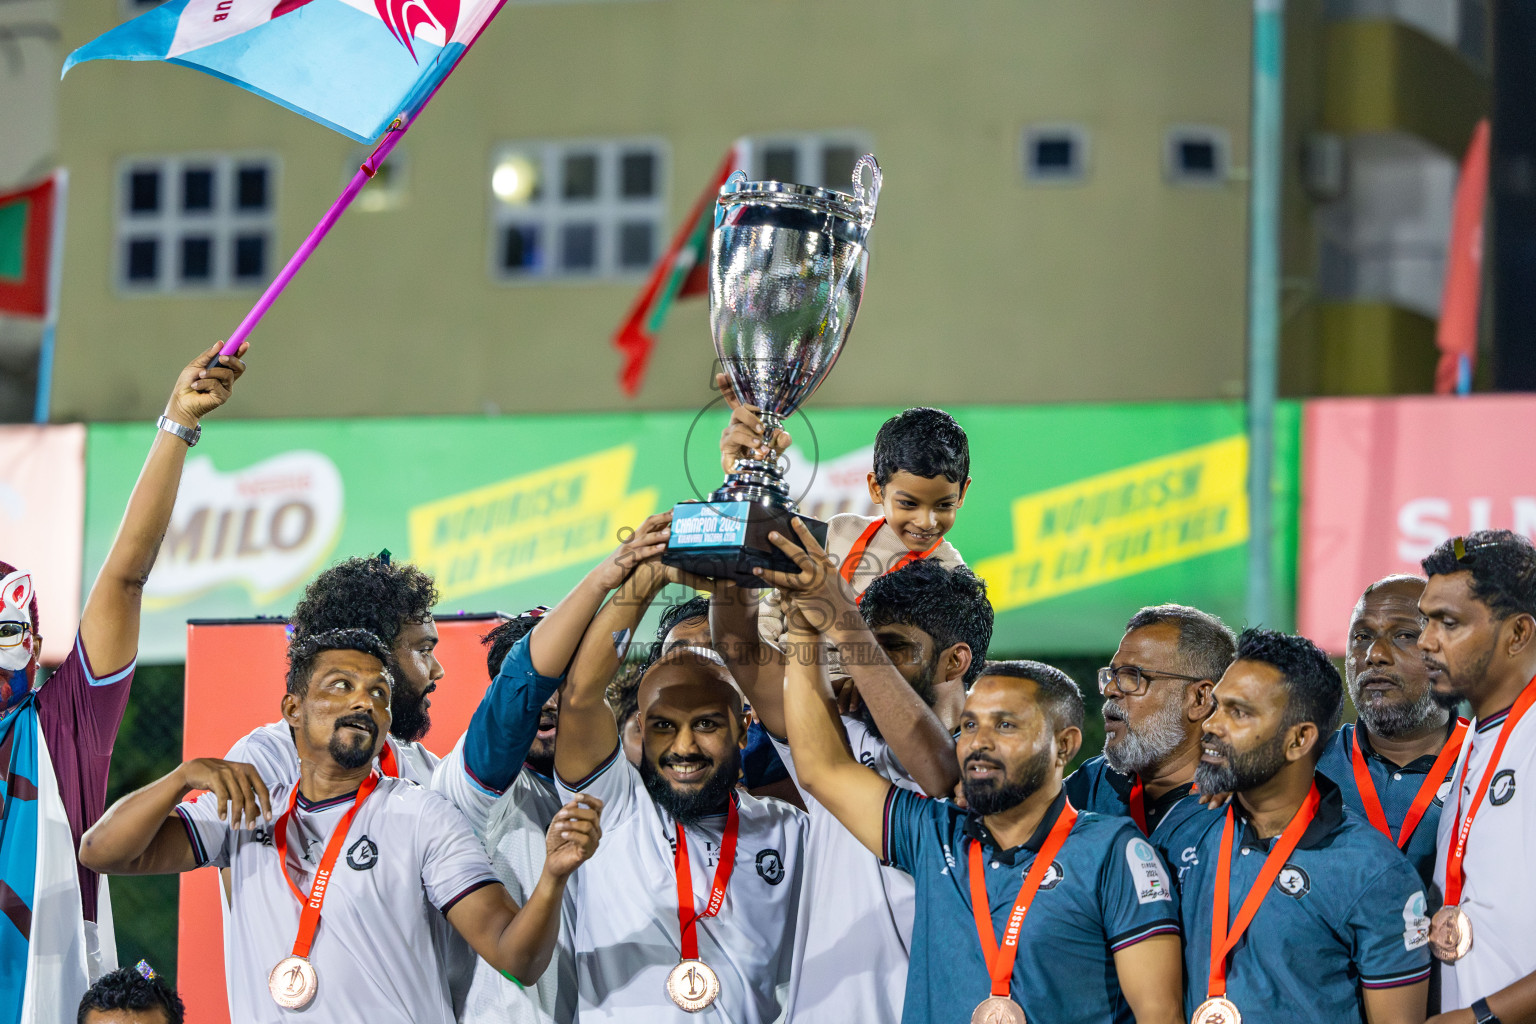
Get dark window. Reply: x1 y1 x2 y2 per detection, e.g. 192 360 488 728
182 168 215 213
126 238 158 282
620 151 656 199
762 146 797 183
562 154 598 200
560 222 597 271
129 171 160 214
1033 137 1076 171
236 166 269 210
821 145 858 192
619 221 654 269
1178 140 1218 175
233 234 266 279
501 224 541 273
180 236 213 281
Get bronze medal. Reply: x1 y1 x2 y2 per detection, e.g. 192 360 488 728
1429 905 1473 962
666 959 720 1012
1191 996 1242 1024
268 955 318 1009
971 995 1027 1024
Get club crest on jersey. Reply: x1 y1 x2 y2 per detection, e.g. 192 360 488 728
1490 769 1516 806
1037 861 1064 890
1125 838 1172 904
1275 864 1310 898
755 849 784 885
347 835 379 871
1402 891 1430 951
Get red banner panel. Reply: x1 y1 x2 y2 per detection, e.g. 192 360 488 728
177 613 506 1024
1299 395 1536 654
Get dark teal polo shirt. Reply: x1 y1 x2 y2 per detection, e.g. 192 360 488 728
1316 721 1462 892
884 788 1181 1024
1064 755 1193 839
1154 775 1432 1024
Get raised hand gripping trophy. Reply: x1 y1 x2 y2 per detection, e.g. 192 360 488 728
663 155 881 587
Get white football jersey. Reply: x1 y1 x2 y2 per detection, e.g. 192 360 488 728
432 735 573 1023
771 717 924 1024
176 775 501 1024
557 749 807 1024
1435 697 1536 1009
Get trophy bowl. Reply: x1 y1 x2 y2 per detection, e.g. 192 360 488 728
664 155 881 587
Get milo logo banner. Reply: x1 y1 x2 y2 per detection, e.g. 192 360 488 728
83 402 1298 663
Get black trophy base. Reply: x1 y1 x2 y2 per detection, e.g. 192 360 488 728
663 498 828 589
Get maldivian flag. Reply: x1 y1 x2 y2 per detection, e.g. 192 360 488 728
613 145 740 395
0 176 56 319
63 0 503 143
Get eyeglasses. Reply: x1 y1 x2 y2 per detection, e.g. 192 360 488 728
0 622 33 649
1097 663 1204 697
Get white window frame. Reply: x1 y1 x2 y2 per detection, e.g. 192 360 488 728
488 137 668 284
1021 123 1091 184
1164 125 1231 186
114 153 280 295
738 131 877 195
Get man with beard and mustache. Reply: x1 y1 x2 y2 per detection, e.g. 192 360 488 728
1316 576 1467 891
778 570 1185 1024
1066 604 1234 837
1417 531 1536 1024
80 629 603 1024
738 535 992 1024
1155 628 1431 1024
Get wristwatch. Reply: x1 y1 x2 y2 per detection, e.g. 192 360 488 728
1472 997 1501 1024
156 415 201 447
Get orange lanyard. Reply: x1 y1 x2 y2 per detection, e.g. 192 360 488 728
1347 720 1468 848
1128 775 1147 835
378 742 399 778
841 518 943 601
271 771 380 959
966 800 1078 999
1442 681 1536 906
674 800 739 960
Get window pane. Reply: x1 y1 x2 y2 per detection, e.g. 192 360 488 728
180 236 213 281
233 234 267 279
1033 138 1075 171
501 224 542 273
183 168 215 213
562 154 598 200
762 147 797 183
126 238 159 282
821 145 858 192
619 221 655 269
129 171 160 214
560 222 597 271
620 151 656 199
1178 140 1217 175
236 166 269 210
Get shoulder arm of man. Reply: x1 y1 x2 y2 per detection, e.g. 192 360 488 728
414 786 503 916
881 785 952 876
461 632 564 795
1095 819 1182 952
35 633 135 757
1344 843 1432 996
556 745 638 826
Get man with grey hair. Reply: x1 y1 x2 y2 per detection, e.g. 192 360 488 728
1064 603 1234 836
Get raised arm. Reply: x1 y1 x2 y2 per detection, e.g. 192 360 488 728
760 520 961 798
79 342 247 673
79 757 270 875
710 579 789 737
780 603 892 856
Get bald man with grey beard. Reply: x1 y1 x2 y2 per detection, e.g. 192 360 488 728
1064 604 1235 837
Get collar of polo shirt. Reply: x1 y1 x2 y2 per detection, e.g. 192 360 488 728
1232 773 1346 852
962 790 1071 867
1355 719 1459 774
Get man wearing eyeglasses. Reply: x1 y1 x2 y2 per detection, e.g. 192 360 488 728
0 342 247 1022
1064 605 1235 837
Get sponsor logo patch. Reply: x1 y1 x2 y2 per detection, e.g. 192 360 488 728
1402 891 1430 951
1275 865 1310 898
1490 769 1516 807
1038 861 1065 891
347 835 378 871
1126 838 1172 904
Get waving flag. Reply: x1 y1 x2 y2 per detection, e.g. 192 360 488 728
63 0 500 142
0 176 57 319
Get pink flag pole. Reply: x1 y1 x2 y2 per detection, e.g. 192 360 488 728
210 0 511 368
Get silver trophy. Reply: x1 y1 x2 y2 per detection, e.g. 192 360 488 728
664 155 881 586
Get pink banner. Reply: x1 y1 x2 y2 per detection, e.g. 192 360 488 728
0 424 85 665
1299 396 1536 653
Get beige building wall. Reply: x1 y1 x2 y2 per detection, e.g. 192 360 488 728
53 0 1251 423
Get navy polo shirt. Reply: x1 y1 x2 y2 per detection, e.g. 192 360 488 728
884 788 1181 1024
1316 721 1461 892
1064 755 1193 838
1155 775 1432 1024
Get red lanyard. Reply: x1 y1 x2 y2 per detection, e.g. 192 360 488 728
966 799 1078 999
271 771 381 959
1442 680 1536 906
674 799 740 960
378 742 399 778
841 518 943 602
1206 783 1321 999
1128 776 1147 835
1348 720 1468 849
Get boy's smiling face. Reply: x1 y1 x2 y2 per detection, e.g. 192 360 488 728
867 470 970 553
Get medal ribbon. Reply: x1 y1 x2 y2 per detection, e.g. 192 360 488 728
272 770 381 959
1442 679 1536 906
1128 775 1147 835
841 518 944 603
674 798 740 960
1206 782 1321 1000
377 742 399 779
966 798 1079 999
1348 719 1468 849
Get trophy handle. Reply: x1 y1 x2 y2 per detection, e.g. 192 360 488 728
853 155 882 225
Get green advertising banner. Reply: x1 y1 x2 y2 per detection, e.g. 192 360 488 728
83 401 1299 663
